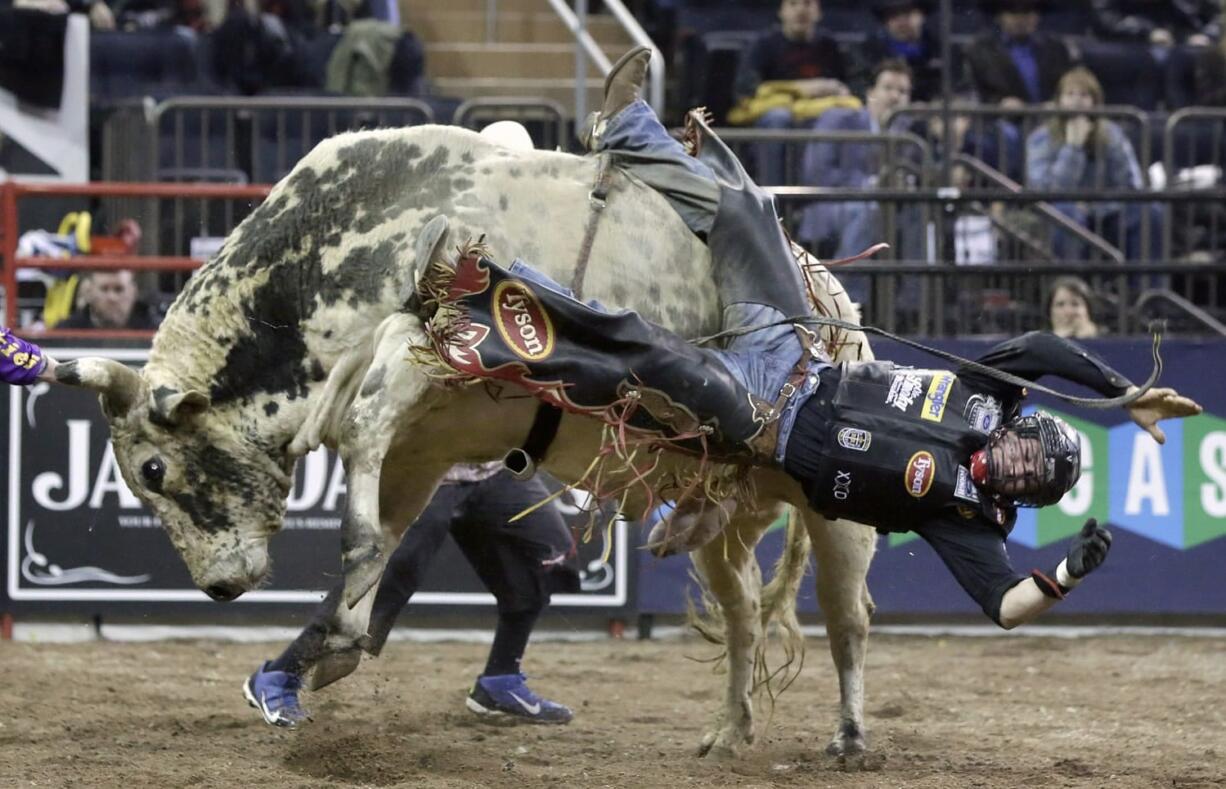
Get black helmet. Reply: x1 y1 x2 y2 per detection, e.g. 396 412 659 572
983 412 1081 507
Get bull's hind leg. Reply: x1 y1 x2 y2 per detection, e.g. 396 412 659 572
692 509 775 758
802 512 877 757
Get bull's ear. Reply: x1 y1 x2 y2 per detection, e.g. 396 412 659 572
53 357 144 418
149 386 211 427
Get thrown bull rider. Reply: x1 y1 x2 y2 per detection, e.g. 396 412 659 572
0 47 1202 634
409 47 1201 629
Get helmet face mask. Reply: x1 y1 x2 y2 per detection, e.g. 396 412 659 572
983 413 1081 507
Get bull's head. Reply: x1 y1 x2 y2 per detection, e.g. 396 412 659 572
57 358 293 600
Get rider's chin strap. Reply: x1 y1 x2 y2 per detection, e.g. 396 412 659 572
694 318 1166 410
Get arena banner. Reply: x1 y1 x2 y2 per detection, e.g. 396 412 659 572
1 347 632 617
639 337 1226 617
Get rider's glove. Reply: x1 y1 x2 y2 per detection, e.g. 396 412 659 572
1030 518 1112 600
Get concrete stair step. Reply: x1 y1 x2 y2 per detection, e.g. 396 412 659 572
426 43 626 80
401 0 560 18
412 11 633 45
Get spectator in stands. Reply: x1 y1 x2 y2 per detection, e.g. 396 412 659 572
728 0 853 185
1193 15 1226 104
105 0 211 32
61 0 120 30
797 59 916 300
1046 276 1101 339
1088 0 1218 47
963 0 1074 107
1026 67 1161 262
211 0 313 94
853 0 943 102
56 269 160 330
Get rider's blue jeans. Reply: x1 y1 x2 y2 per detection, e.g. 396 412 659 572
522 99 829 463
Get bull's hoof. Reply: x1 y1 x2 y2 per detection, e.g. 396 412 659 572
697 725 753 759
696 740 737 760
307 648 363 691
341 551 384 608
825 721 868 758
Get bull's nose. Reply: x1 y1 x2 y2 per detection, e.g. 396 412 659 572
204 582 244 602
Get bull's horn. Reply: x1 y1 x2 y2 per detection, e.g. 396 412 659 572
403 214 451 308
53 357 144 418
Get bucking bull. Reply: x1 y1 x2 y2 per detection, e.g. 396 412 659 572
48 125 878 757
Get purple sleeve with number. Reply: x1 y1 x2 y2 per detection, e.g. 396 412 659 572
0 327 48 386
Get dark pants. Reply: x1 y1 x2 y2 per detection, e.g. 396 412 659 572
370 470 579 629
272 470 578 676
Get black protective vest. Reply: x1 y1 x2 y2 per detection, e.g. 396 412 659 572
801 361 1016 534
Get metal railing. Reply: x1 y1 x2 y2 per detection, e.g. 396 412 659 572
98 96 435 263
1163 107 1226 270
953 153 1125 264
809 261 1224 337
600 0 665 114
1 181 271 332
151 96 435 185
452 98 568 151
545 0 663 118
887 104 1156 175
1135 288 1226 338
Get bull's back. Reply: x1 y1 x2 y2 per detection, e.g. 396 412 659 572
151 126 722 392
428 133 721 339
288 125 720 341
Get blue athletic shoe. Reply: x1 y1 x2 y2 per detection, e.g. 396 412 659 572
242 661 309 728
466 673 573 724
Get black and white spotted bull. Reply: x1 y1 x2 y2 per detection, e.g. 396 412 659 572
50 126 878 757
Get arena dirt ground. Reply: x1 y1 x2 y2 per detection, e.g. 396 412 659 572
2 632 1223 788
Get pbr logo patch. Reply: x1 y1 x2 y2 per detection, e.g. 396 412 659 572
964 394 1002 434
885 371 924 412
905 450 936 498
921 372 956 422
836 427 872 452
954 465 980 503
493 280 555 362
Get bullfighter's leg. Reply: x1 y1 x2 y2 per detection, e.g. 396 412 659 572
691 508 776 758
337 311 442 608
450 471 578 724
802 511 877 757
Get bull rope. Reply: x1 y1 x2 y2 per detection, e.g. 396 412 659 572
693 314 1166 410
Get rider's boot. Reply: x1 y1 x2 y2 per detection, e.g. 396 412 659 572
579 45 652 151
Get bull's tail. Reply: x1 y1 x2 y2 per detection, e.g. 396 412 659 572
686 507 810 701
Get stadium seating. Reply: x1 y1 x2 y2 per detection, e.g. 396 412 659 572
91 30 209 103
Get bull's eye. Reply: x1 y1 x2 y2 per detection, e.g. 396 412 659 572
141 458 166 487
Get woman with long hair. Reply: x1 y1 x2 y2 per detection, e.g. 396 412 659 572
1045 275 1101 339
1026 66 1162 262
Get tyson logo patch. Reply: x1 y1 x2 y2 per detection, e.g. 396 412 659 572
905 451 936 498
494 281 555 362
